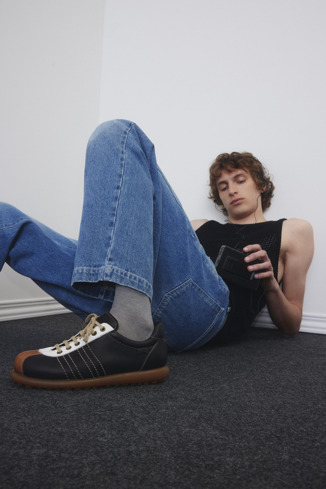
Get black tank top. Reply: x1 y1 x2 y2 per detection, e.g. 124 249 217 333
196 219 285 342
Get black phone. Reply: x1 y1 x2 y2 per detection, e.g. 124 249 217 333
215 245 261 290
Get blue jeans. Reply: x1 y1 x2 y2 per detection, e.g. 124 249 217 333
0 120 229 351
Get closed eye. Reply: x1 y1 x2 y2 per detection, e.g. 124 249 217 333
235 175 247 185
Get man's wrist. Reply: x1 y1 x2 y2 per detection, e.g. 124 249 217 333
263 277 280 294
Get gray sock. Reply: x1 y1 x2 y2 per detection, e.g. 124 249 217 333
110 285 154 341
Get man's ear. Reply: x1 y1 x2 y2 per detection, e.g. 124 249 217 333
259 179 267 194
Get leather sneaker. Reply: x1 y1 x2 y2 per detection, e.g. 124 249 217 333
10 312 169 389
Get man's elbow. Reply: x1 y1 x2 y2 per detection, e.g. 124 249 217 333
277 318 301 337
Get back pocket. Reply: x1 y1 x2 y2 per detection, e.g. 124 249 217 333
153 278 228 351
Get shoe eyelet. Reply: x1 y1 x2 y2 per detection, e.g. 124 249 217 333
92 332 97 336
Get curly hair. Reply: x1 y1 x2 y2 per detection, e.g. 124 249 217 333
209 152 275 216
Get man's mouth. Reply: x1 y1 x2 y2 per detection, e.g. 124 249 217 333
231 198 243 206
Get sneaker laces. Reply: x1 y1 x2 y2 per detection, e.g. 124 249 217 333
53 314 106 354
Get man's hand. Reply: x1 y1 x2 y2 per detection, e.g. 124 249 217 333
243 244 278 292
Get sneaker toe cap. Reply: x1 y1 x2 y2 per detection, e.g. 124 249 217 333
14 350 40 375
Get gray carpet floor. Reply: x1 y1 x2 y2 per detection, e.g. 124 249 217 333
1 313 326 489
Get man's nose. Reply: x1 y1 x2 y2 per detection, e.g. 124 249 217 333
229 184 238 195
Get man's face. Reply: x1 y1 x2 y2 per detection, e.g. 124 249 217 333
216 168 262 221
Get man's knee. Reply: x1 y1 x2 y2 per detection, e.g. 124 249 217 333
87 119 135 147
0 202 26 225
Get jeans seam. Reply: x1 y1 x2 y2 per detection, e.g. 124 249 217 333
0 216 29 230
104 121 135 267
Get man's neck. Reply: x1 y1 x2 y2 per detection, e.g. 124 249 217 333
228 212 267 225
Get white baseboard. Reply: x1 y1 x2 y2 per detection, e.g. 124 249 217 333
0 297 70 322
253 308 326 335
0 298 325 335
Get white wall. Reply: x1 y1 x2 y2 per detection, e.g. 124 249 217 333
1 0 325 331
0 0 105 318
99 0 326 331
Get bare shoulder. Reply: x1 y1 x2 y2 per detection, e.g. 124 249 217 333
282 218 314 260
191 219 209 231
282 218 314 243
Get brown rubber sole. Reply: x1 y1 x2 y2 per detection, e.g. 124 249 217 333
10 365 170 389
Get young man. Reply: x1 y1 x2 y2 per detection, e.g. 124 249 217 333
192 152 314 343
2 120 313 389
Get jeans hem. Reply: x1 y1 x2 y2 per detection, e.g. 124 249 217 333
72 265 153 299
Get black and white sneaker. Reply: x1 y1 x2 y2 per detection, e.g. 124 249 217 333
10 313 169 389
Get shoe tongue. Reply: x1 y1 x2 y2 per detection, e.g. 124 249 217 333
97 312 118 330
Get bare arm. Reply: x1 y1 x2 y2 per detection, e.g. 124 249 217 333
243 219 314 335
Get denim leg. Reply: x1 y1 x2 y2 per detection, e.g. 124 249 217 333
0 203 113 318
71 120 157 300
71 120 229 351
